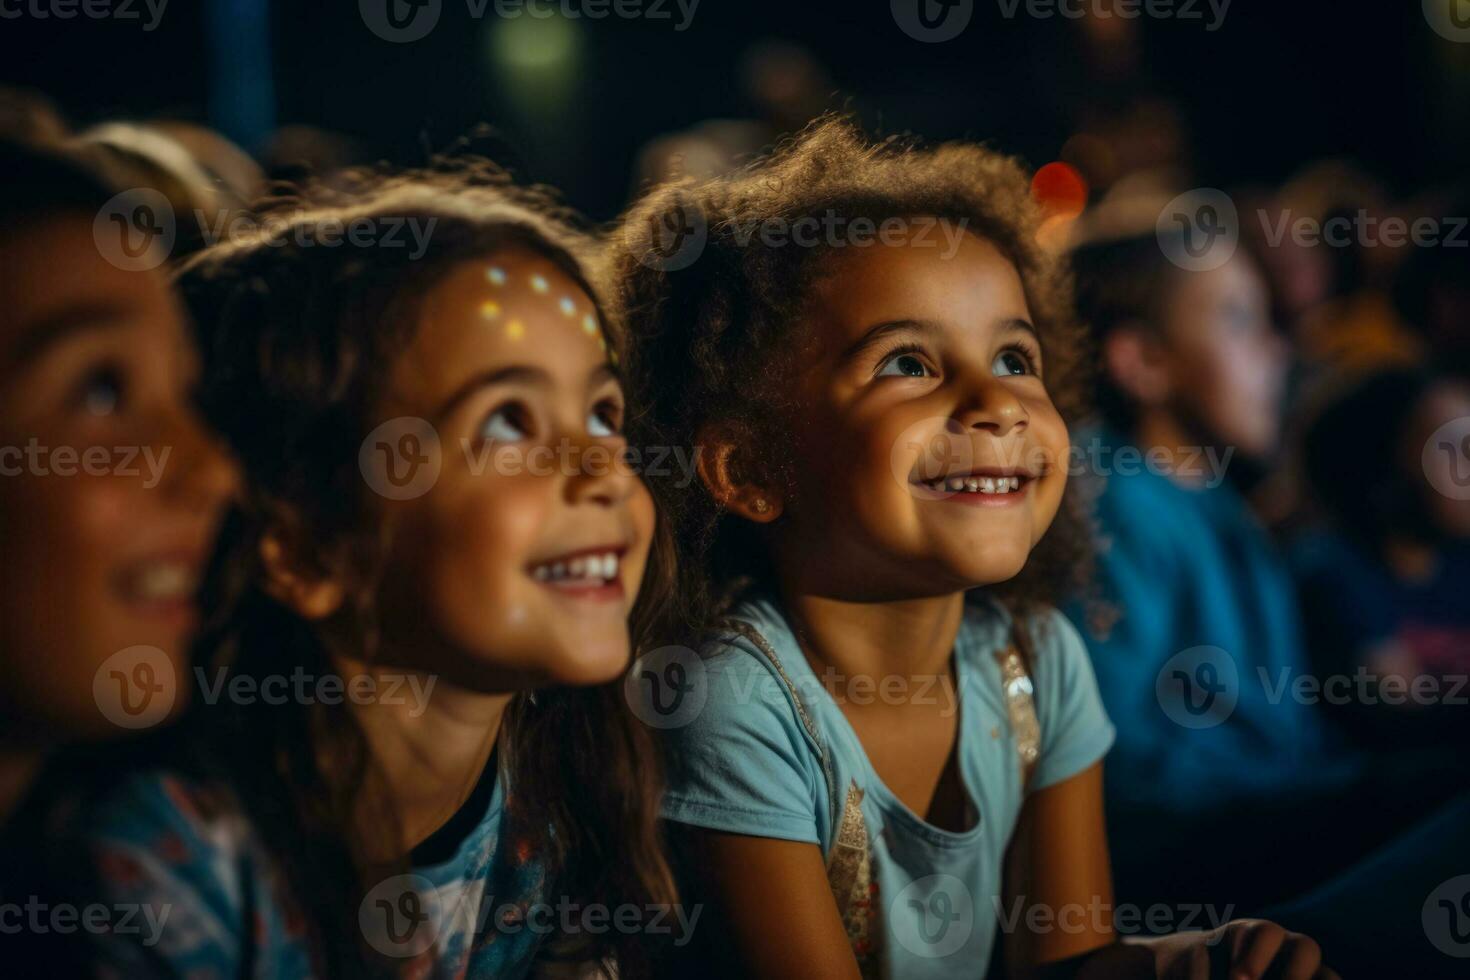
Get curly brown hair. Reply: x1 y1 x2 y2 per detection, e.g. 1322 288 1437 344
176 158 674 977
606 114 1094 644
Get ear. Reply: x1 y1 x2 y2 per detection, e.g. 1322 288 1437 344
1101 322 1173 407
694 424 783 524
258 529 347 621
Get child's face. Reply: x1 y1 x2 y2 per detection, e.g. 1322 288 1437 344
1157 255 1286 457
372 248 654 690
0 216 237 743
772 226 1070 597
1410 381 1470 540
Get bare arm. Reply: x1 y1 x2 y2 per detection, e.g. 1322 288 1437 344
672 827 863 980
1002 761 1123 978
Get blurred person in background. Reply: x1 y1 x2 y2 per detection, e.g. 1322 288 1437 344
1067 224 1468 920
0 136 237 965
631 39 835 188
72 119 265 261
1393 195 1470 382
1294 368 1470 747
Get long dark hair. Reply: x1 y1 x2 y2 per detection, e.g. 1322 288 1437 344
177 159 674 977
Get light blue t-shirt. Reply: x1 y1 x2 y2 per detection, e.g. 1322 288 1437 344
659 594 1115 977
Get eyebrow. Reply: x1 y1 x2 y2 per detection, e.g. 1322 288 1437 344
3 303 133 375
434 362 621 420
842 316 1040 362
841 318 942 363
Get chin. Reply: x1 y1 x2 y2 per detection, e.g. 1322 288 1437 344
542 635 632 688
956 551 1031 588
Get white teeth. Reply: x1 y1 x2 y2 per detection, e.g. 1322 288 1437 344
531 551 620 585
929 474 1026 494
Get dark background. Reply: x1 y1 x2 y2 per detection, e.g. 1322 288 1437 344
2 1 1467 218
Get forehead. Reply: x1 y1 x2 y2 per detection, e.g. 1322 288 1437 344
807 225 1030 338
0 215 183 367
390 247 611 400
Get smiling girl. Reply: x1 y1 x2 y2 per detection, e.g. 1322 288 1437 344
0 137 237 967
611 118 1336 979
66 162 675 977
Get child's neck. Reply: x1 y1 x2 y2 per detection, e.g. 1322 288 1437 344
335 657 510 857
780 589 966 688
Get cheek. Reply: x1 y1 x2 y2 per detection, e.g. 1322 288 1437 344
1028 404 1071 528
621 484 657 595
405 478 551 628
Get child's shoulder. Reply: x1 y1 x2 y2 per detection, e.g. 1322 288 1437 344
664 596 824 754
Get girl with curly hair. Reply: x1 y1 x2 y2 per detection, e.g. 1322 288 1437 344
66 160 678 978
609 116 1335 979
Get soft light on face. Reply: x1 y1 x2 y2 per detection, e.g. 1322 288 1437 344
372 248 652 691
768 224 1070 599
1160 254 1286 458
0 216 237 743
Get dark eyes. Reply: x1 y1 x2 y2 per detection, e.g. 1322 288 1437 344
478 399 624 441
991 349 1034 377
588 399 622 438
875 345 1039 380
875 350 935 379
481 402 532 442
74 364 124 417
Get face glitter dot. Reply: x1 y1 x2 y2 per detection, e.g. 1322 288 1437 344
581 313 598 336
486 266 507 286
558 296 576 316
529 274 549 294
506 319 526 341
479 300 501 320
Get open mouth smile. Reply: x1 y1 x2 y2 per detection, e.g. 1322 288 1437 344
527 546 627 601
915 468 1038 503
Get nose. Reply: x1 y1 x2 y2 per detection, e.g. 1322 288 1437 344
156 406 239 513
955 374 1029 439
564 434 638 507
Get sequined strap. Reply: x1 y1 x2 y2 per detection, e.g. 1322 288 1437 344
720 620 883 976
994 643 1040 789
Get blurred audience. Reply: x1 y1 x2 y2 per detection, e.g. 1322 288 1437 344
1293 368 1470 747
1067 222 1467 919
